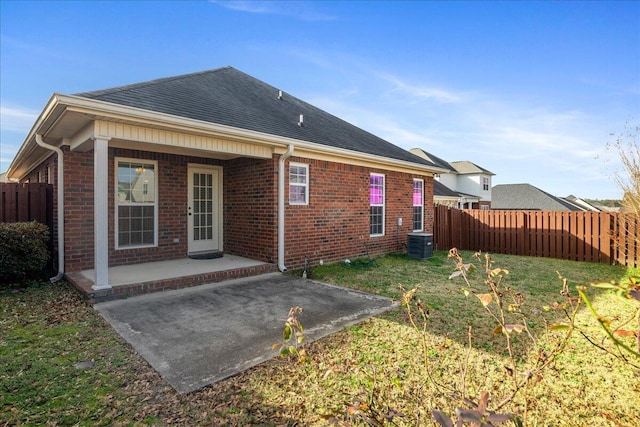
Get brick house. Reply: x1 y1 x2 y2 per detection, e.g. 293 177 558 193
6 67 443 292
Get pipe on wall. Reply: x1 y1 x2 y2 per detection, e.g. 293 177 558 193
35 134 64 282
277 145 294 272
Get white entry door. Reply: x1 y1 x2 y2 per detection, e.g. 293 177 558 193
187 165 223 254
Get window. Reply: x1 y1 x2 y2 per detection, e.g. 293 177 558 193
289 163 309 205
483 177 490 191
115 158 158 248
370 173 385 236
413 179 424 231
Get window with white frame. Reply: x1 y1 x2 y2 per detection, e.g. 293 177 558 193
289 163 309 205
370 173 385 236
115 158 158 248
413 179 424 231
483 176 490 191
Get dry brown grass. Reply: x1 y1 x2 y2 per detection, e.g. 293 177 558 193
1 251 638 426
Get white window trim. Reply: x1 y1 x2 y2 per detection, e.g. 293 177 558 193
114 157 159 250
370 173 385 237
289 162 309 206
413 178 424 232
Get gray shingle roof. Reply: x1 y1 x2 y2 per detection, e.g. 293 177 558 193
450 161 494 175
409 148 455 171
74 66 436 167
434 180 460 197
492 184 584 211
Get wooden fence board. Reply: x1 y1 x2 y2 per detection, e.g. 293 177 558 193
433 207 638 268
0 183 53 230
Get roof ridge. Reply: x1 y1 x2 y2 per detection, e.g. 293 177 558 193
73 66 234 97
68 66 438 167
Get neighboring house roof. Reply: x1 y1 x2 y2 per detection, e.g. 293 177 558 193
433 180 480 202
587 201 620 212
433 180 460 197
409 148 455 172
74 66 436 168
492 184 585 211
566 197 622 212
563 194 602 212
450 161 495 176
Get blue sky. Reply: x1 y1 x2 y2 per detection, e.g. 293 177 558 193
1 1 638 199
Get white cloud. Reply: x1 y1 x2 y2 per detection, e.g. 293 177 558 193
211 1 337 21
298 60 620 197
0 104 38 133
376 72 462 104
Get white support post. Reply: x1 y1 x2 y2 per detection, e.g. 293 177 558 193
92 136 111 290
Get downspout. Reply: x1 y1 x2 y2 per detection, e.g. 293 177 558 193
35 135 64 282
277 145 294 272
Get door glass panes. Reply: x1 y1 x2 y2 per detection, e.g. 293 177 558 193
193 172 214 241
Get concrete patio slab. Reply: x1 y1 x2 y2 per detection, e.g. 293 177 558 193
95 273 396 393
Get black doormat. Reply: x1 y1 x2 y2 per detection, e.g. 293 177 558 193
188 251 224 260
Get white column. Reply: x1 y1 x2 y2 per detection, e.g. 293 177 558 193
92 136 111 290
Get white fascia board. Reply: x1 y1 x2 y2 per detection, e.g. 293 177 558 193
6 93 63 179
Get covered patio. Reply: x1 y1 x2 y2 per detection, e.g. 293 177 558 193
65 255 278 304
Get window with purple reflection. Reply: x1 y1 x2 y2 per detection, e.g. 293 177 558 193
413 179 424 231
370 173 385 236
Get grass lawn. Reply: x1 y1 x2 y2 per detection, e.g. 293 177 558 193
1 250 639 426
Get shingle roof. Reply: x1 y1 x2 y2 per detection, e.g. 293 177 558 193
409 148 455 171
433 180 460 197
492 184 584 211
75 66 436 167
450 161 494 175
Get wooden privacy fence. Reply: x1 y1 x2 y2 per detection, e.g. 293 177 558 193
0 182 54 230
434 205 639 268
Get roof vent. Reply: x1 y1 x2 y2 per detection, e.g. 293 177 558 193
298 114 304 126
277 90 283 100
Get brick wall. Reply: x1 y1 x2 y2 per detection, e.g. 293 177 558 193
283 156 434 268
25 147 434 273
63 149 95 271
224 157 278 263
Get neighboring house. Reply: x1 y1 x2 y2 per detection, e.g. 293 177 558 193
492 184 586 211
6 66 444 290
448 161 494 209
433 180 460 207
433 180 480 208
564 195 617 212
410 148 493 209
